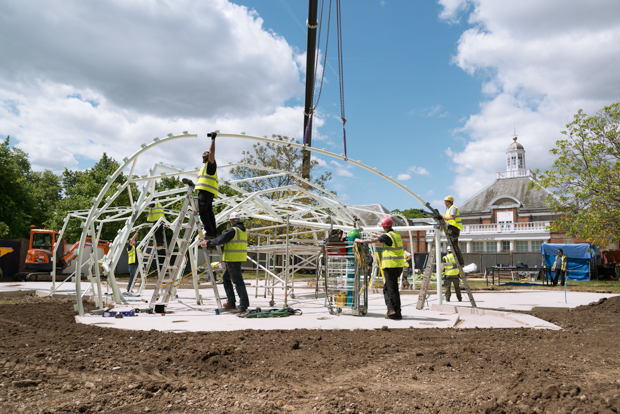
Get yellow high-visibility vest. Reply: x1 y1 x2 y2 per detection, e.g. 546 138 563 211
196 162 219 196
552 255 567 271
444 205 463 231
223 227 247 262
127 246 141 265
381 231 404 269
443 253 460 276
147 202 164 222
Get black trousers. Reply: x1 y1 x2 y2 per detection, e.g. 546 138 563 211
445 276 461 300
152 222 165 247
446 225 464 266
198 190 217 238
552 269 566 286
383 267 402 315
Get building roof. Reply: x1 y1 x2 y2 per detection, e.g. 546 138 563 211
348 204 406 226
459 177 551 213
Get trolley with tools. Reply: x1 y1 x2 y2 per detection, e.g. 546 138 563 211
317 240 370 316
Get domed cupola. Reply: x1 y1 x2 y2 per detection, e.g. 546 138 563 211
497 132 534 179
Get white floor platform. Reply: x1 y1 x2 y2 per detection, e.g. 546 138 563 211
1 281 617 332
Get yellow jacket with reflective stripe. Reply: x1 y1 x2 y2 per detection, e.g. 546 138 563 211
552 255 567 271
443 253 460 276
128 246 136 265
147 202 165 222
196 162 219 196
444 205 463 231
223 227 247 262
381 230 404 269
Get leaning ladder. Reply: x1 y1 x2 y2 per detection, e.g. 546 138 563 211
416 217 477 309
191 208 223 311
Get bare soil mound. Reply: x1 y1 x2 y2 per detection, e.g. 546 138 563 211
1 294 619 413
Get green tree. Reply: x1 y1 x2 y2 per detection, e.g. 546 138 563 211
391 208 426 219
229 135 332 196
530 103 620 247
0 136 61 238
48 153 129 242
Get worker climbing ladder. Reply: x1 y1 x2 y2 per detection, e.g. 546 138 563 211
416 205 477 309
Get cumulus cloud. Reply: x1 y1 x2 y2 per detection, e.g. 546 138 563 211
439 0 620 199
397 165 430 180
0 0 311 174
397 173 411 181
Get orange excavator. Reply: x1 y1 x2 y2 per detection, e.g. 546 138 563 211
24 228 110 277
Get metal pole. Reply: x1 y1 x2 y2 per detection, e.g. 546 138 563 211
284 215 290 307
302 0 319 180
435 230 443 305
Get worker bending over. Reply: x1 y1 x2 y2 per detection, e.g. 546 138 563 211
442 196 464 266
201 212 249 313
355 217 404 320
442 245 462 302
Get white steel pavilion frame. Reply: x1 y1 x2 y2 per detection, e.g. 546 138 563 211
62 132 442 316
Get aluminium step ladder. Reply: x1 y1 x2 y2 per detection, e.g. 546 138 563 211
416 210 477 309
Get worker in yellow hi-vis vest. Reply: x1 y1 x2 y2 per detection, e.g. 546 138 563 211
354 216 404 320
442 245 462 302
443 195 464 266
146 198 166 249
551 248 568 286
201 212 249 314
183 132 219 240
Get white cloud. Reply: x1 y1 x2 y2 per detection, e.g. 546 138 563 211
397 173 411 181
409 104 449 118
439 0 620 200
0 0 310 173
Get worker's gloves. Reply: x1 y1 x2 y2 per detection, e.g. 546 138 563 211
208 132 217 140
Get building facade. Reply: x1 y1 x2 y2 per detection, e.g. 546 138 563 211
422 135 569 253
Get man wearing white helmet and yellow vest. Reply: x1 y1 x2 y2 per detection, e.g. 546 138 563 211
442 245 462 302
201 212 249 313
443 195 464 267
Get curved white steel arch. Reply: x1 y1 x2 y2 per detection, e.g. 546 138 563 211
70 132 438 315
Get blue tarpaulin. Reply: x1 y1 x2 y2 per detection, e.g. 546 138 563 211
540 243 599 281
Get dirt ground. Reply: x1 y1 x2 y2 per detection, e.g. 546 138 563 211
1 295 619 414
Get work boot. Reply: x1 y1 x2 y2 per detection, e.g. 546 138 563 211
445 297 450 302
182 178 195 188
222 302 236 311
232 307 248 314
458 297 462 302
387 309 396 317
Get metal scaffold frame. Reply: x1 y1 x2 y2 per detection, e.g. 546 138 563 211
69 132 442 316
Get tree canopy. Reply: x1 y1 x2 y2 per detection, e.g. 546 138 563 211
229 135 332 196
531 103 620 247
0 137 61 238
390 208 426 219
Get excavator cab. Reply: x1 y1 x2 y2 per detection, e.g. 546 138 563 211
25 229 65 272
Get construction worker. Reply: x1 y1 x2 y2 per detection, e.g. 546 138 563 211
401 251 412 290
354 216 404 320
551 248 568 286
184 132 218 240
442 245 462 302
201 212 249 313
146 198 166 249
125 231 139 293
442 196 464 266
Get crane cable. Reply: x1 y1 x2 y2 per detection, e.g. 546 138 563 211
302 0 347 160
336 0 347 160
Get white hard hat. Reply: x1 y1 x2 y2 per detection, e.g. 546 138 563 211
446 246 452 252
229 212 241 220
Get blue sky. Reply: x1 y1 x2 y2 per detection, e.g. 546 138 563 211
1 0 619 212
